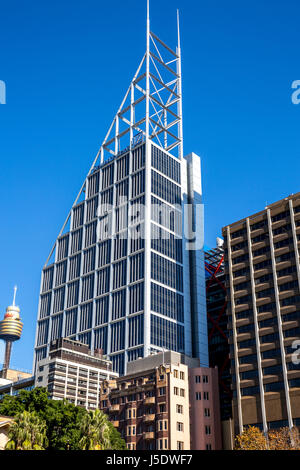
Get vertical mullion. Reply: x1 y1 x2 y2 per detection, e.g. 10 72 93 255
227 225 243 435
267 208 293 429
246 218 268 434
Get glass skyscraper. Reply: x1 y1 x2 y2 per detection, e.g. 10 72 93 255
33 7 208 375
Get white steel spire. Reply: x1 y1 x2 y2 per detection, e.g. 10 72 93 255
44 3 183 265
97 3 183 162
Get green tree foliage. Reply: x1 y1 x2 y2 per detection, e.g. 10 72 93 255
106 421 127 450
79 409 112 450
0 387 126 450
5 410 48 450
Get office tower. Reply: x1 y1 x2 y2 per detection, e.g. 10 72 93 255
33 5 208 375
35 338 118 410
205 244 233 446
100 351 221 450
223 192 300 437
0 287 23 379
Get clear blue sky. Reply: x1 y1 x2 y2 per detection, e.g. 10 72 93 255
1 0 300 372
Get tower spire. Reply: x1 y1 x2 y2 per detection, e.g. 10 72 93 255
177 9 181 50
44 4 184 266
176 8 183 160
147 0 150 25
12 285 17 307
146 0 150 140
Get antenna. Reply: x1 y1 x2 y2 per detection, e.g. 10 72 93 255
145 0 150 140
12 286 17 307
176 8 183 160
177 9 181 50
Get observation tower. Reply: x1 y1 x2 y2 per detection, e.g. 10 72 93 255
0 287 23 379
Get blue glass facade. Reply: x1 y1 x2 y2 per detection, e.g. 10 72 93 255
34 142 207 374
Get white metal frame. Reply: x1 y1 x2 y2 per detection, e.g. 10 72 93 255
45 1 183 267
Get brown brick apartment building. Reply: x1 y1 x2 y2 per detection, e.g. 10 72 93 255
100 351 222 450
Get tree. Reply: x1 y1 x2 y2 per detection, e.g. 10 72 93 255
0 388 87 450
268 427 300 450
0 387 126 450
107 421 127 450
5 410 48 450
234 426 268 450
79 409 112 450
235 425 300 450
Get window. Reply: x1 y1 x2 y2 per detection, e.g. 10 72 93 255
196 392 201 400
127 425 136 436
180 371 185 380
264 381 284 392
159 404 166 413
180 388 185 397
159 387 166 396
174 369 178 378
174 387 179 395
231 228 246 239
206 444 212 450
127 408 136 419
127 443 136 450
177 422 184 432
204 408 210 417
176 404 183 414
203 375 209 383
177 441 184 450
158 420 168 431
195 375 201 383
203 392 209 400
205 426 211 435
158 438 168 450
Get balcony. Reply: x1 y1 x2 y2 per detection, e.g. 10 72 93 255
143 414 155 422
110 404 120 412
144 397 155 405
144 432 155 440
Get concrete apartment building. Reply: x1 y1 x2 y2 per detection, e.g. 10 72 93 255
35 338 118 409
222 192 300 436
100 351 221 450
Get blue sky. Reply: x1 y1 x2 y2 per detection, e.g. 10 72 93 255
1 0 300 371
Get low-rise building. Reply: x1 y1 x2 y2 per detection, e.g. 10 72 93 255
35 338 118 409
0 369 32 382
0 376 35 401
